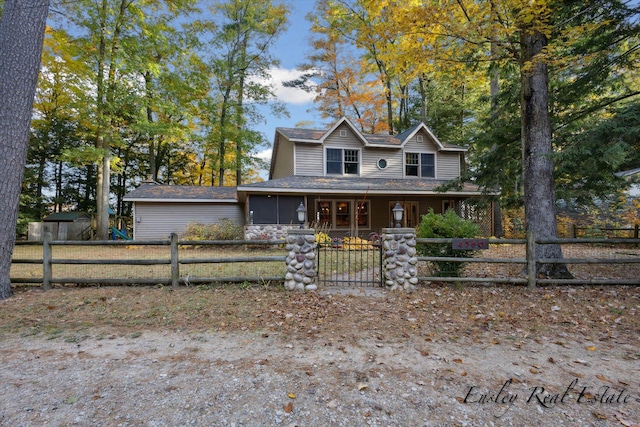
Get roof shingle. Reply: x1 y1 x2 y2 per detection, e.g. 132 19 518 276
124 184 238 201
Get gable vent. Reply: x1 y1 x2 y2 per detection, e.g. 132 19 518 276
417 135 424 142
339 129 347 137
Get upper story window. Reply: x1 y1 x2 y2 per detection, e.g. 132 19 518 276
406 152 435 178
327 148 359 175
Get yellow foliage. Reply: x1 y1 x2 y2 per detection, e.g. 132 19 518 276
342 236 375 251
315 232 332 244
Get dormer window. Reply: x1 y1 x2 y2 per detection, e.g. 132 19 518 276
406 152 435 178
327 148 359 175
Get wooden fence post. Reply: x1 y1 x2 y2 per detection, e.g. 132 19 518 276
43 232 52 290
526 230 536 289
171 233 179 288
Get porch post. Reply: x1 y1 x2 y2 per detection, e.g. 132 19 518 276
381 227 419 291
284 228 317 291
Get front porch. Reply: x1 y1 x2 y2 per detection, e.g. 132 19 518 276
244 194 494 240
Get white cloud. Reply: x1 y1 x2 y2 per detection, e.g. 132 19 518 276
251 67 317 105
256 147 272 162
270 68 317 104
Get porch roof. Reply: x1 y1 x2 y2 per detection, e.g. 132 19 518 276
237 175 492 201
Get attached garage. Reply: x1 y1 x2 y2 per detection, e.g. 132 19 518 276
124 184 243 240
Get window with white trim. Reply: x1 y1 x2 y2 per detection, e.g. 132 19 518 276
405 152 435 178
326 148 359 175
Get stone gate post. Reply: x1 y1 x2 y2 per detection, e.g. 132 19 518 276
381 227 419 291
284 229 317 291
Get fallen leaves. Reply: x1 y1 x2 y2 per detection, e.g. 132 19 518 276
283 392 296 413
592 411 607 420
3 285 640 352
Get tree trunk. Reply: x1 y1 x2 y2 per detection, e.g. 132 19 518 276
0 0 50 300
418 74 427 123
520 28 572 279
144 71 158 180
216 85 232 187
95 0 127 240
384 75 393 135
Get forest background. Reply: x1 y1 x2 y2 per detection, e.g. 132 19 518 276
10 0 640 242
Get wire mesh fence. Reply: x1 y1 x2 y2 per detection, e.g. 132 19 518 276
418 238 640 285
10 233 640 289
11 238 286 287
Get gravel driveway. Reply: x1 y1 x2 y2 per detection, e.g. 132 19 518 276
1 330 638 426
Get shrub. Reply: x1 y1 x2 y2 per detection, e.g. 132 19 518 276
183 219 243 241
416 209 481 277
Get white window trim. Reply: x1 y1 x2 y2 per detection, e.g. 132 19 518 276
324 147 362 176
404 151 437 178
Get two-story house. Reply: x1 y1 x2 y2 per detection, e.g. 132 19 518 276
238 117 492 237
125 117 493 240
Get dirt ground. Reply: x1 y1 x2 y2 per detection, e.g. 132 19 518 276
0 284 639 426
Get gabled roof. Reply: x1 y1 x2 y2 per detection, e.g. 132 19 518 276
124 184 238 203
396 123 467 151
274 117 467 150
238 175 490 198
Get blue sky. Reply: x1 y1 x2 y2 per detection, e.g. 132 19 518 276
253 0 324 170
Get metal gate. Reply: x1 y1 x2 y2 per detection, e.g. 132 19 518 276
316 235 383 287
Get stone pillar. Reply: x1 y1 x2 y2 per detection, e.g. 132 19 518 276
284 229 317 291
381 227 419 291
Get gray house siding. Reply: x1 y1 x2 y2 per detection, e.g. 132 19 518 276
437 152 461 180
323 123 362 147
361 148 403 178
133 202 244 240
295 143 324 176
403 135 439 152
271 136 295 179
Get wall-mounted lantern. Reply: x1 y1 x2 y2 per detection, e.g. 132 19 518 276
392 202 404 228
296 202 307 229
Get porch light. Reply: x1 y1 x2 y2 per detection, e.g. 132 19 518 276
296 202 307 229
392 202 403 228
